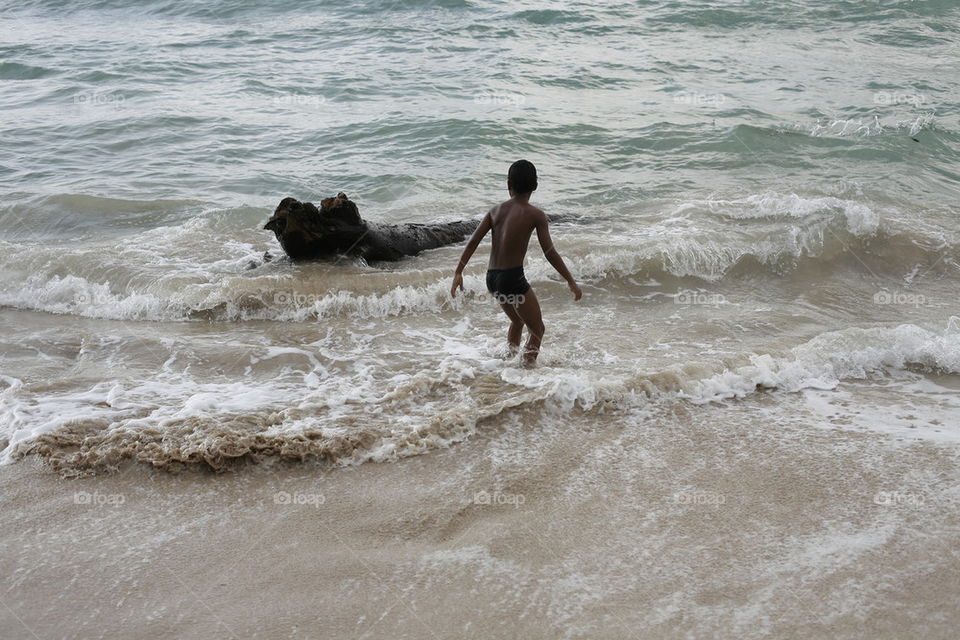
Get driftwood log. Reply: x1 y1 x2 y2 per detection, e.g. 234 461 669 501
263 193 479 261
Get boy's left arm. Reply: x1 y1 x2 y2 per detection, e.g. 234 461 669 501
451 211 492 297
535 210 582 300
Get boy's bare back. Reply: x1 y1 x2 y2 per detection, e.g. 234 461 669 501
486 199 545 270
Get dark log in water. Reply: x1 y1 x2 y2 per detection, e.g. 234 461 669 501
263 193 479 262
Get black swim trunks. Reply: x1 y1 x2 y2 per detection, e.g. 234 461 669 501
486 266 531 300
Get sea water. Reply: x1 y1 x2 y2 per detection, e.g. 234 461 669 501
0 0 958 472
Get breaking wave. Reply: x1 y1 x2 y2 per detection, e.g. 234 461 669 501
3 321 957 475
0 222 953 322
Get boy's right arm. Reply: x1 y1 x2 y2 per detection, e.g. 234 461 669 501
534 211 582 301
451 210 493 297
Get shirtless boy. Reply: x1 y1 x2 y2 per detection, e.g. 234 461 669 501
450 160 582 366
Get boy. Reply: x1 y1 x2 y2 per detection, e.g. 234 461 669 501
450 160 582 366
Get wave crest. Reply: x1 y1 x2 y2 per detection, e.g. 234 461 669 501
5 321 958 475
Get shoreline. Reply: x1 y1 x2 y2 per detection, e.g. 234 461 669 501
3 400 957 639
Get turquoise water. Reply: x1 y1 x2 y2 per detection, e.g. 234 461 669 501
0 0 958 471
2 0 956 209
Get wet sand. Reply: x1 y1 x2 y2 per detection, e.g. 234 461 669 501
2 399 958 639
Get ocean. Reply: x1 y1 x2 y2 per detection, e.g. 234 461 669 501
1 1 959 637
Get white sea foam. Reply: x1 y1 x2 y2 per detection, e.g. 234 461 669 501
570 193 883 281
684 192 880 234
4 193 946 321
3 321 957 471
680 321 960 403
804 113 936 138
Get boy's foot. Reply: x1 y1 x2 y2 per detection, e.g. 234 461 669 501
496 344 519 360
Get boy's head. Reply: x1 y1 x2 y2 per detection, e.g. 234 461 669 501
508 159 538 195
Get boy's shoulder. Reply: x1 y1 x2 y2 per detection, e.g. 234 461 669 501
491 200 545 217
523 202 546 222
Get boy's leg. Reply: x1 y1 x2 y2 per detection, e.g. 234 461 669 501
512 288 544 366
499 302 524 354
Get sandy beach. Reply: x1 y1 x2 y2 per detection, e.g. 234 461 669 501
4 396 958 639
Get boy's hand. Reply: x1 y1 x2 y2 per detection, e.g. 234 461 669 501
450 272 464 297
569 281 582 301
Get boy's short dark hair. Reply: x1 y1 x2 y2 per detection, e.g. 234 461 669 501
508 159 538 194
